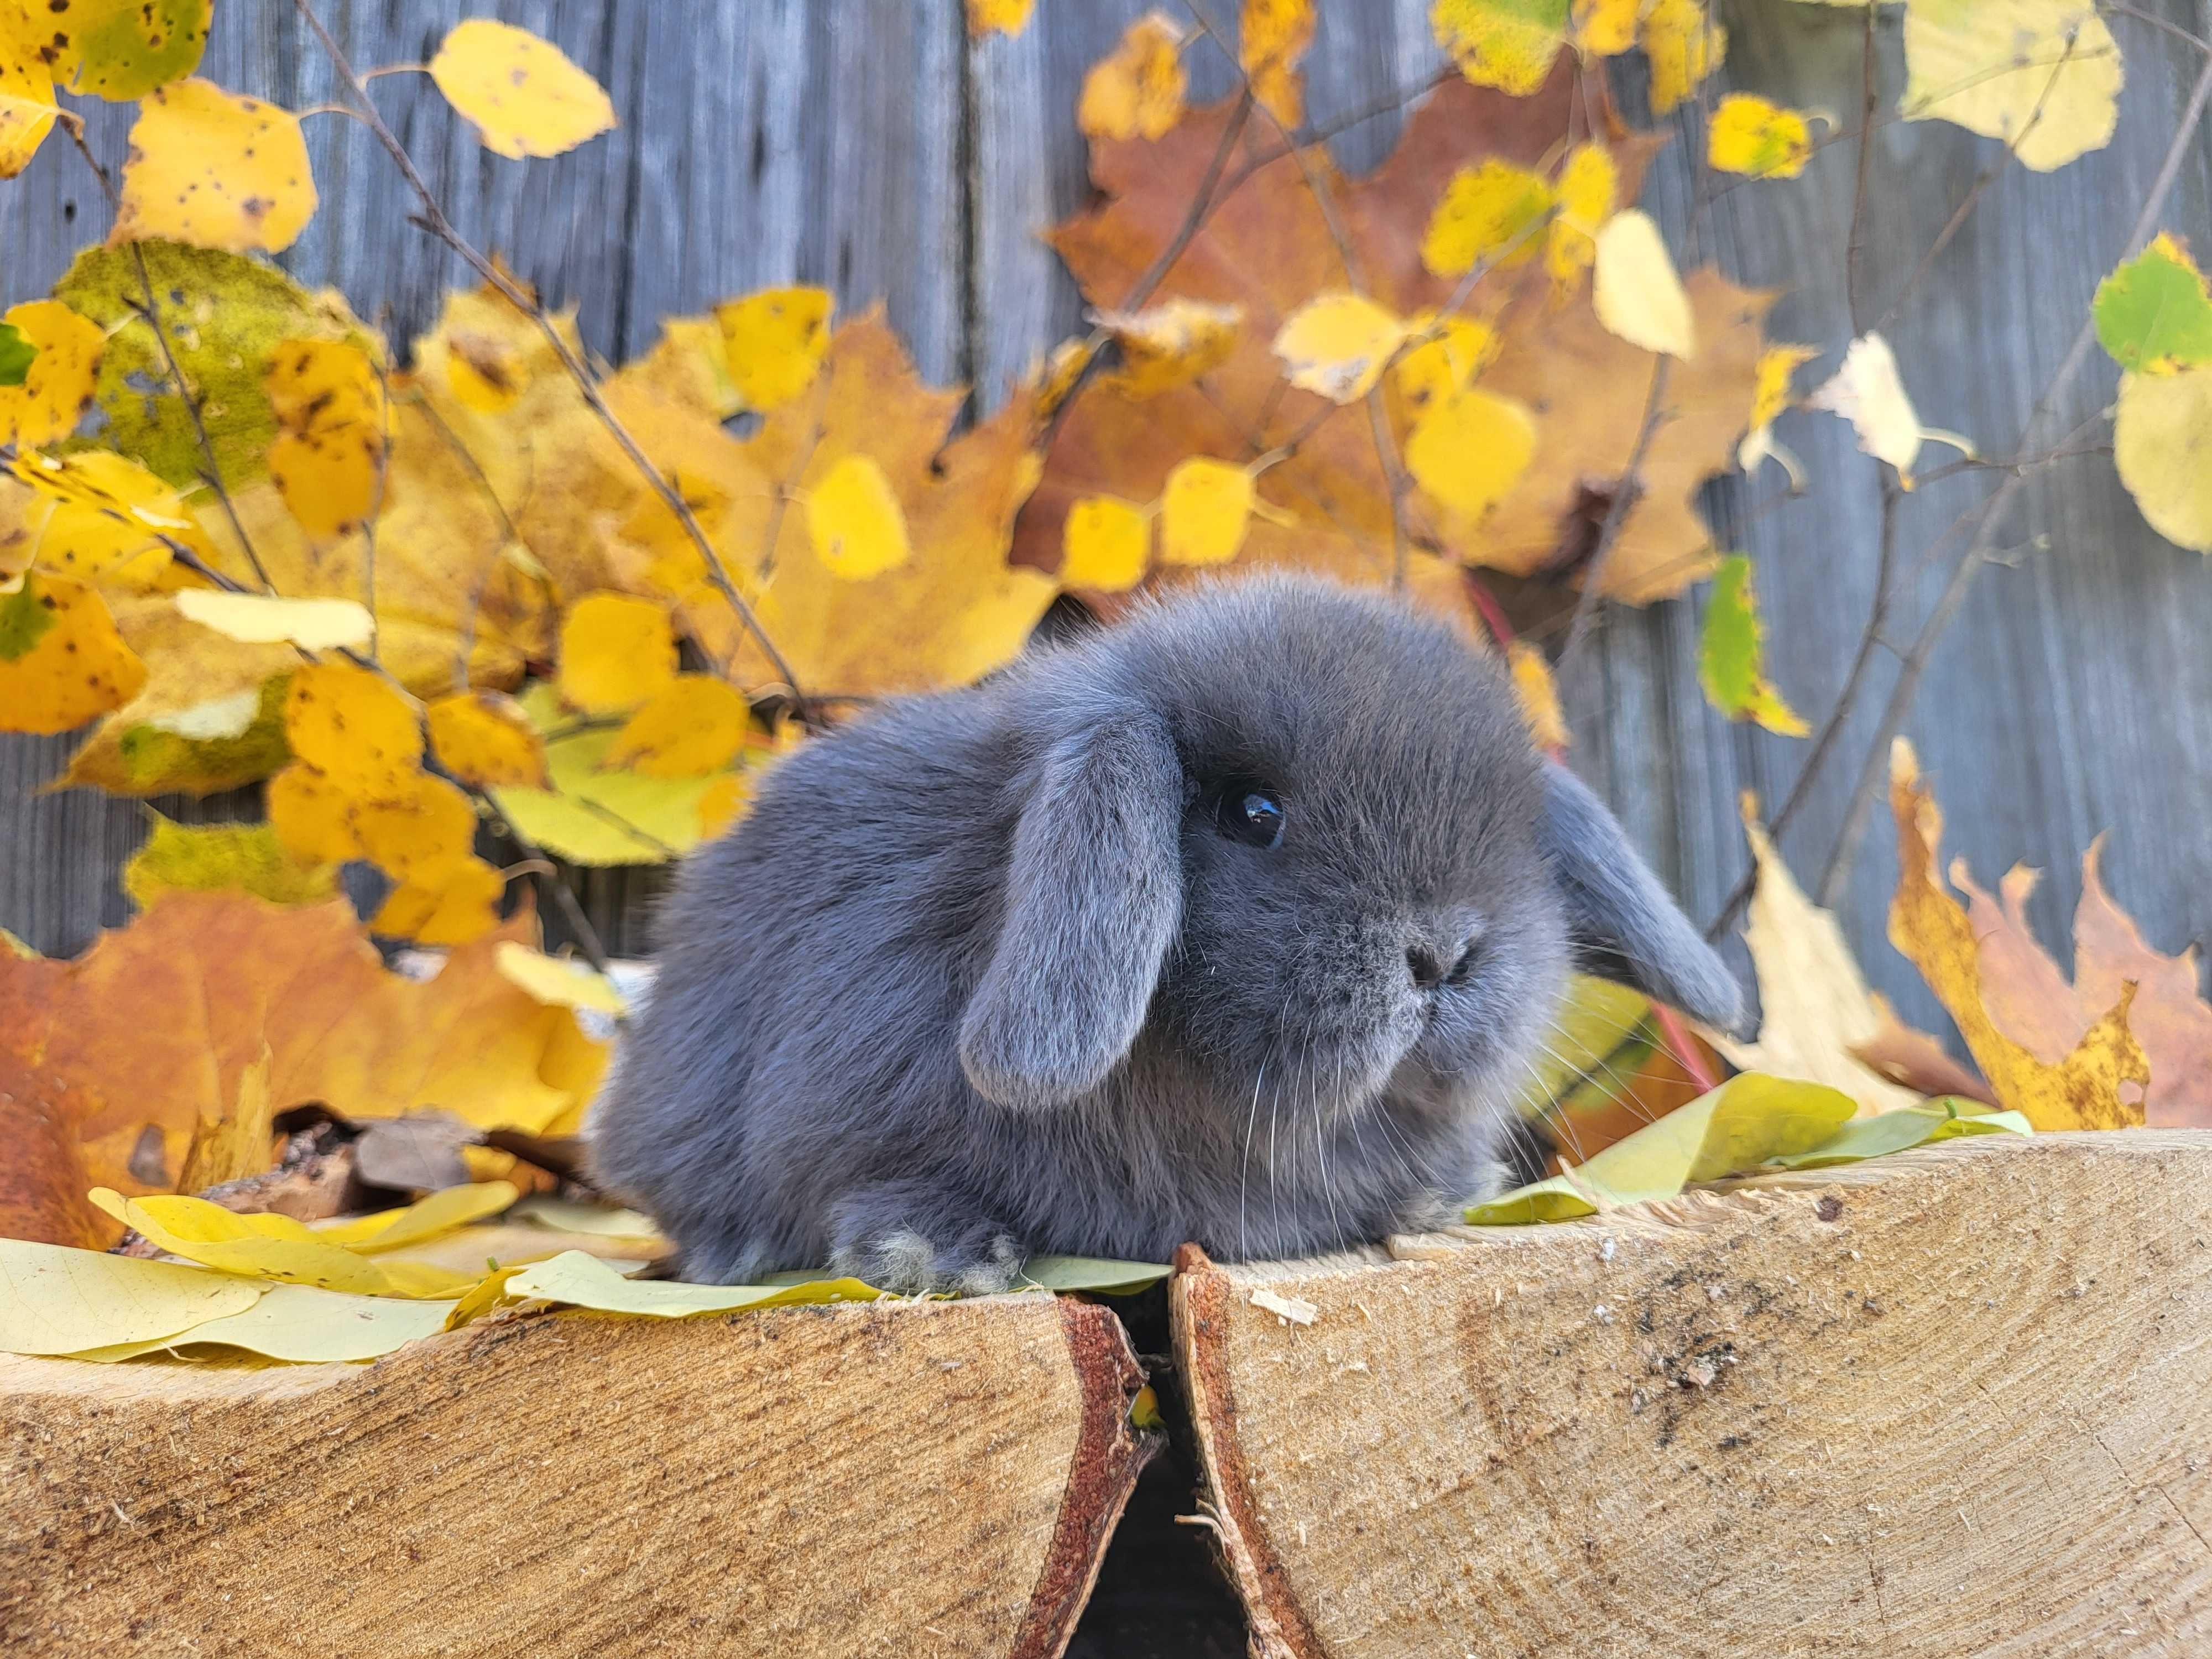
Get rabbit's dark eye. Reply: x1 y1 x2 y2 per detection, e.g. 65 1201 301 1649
1213 782 1286 849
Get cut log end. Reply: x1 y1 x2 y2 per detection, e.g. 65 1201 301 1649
1174 1130 2212 1659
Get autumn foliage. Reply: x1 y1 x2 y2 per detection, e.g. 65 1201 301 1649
1 0 2208 1286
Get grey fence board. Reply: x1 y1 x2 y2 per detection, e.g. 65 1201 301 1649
3 0 2208 1049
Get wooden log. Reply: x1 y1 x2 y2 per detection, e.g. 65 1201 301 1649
1173 1130 2212 1658
1 1295 1153 1658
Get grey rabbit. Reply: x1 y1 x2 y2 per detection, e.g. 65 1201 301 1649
589 575 1747 1291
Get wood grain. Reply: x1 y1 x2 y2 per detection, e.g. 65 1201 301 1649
3 1 2208 1045
0 1294 1154 1659
1173 1130 2212 1658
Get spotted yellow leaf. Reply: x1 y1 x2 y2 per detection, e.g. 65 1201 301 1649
0 301 102 447
1241 0 1317 126
1078 12 1188 141
427 690 549 789
284 661 422 799
559 592 677 715
1159 458 1256 566
266 763 361 866
371 854 505 946
1272 293 1410 404
805 453 912 580
428 18 617 160
1393 316 1499 413
349 770 479 886
1546 142 1615 294
715 287 834 411
1431 0 1568 97
44 0 210 101
607 675 753 778
1061 495 1152 592
0 570 146 734
1421 159 1554 278
0 28 58 178
1406 388 1538 521
1594 210 1696 359
111 79 317 254
1571 0 1640 55
264 337 387 540
7 447 197 587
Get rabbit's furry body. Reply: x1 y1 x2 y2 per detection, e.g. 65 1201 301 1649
591 577 1744 1290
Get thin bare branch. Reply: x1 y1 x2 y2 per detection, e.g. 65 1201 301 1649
290 0 807 709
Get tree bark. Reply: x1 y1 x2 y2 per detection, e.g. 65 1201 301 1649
1173 1130 2212 1658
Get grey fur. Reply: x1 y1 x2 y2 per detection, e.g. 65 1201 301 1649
589 576 1745 1291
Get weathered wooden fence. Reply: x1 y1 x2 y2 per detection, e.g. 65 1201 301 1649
4 0 2209 1041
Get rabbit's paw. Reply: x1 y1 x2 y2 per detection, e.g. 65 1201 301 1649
828 1187 1025 1295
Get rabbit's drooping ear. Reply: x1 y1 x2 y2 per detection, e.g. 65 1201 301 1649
1537 762 1752 1039
959 714 1184 1109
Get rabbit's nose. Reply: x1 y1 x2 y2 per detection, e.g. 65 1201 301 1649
1406 917 1484 992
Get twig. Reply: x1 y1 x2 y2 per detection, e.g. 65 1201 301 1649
469 792 613 973
290 0 806 709
2099 2 2212 54
1815 46 2212 904
1558 355 1672 671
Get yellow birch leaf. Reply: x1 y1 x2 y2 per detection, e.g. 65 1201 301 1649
967 0 1037 38
76 1281 457 1364
1546 142 1616 294
284 660 422 798
606 674 753 777
559 592 677 714
1642 0 1725 116
371 854 505 947
1406 388 1538 521
804 453 911 580
502 1249 880 1318
494 942 628 1018
2113 365 2212 552
1092 298 1243 398
8 448 198 588
427 18 617 160
715 287 834 411
1571 0 1641 55
0 570 146 734
1272 293 1411 404
0 43 58 179
1708 93 1815 179
349 770 479 886
1737 341 1818 483
266 763 361 865
1242 0 1317 127
313 1181 519 1251
1887 739 2150 1129
1421 159 1554 278
43 0 210 101
1507 640 1569 750
1902 0 2121 174
111 79 317 254
1431 0 1568 96
123 813 336 911
0 1236 262 1358
695 771 748 839
1078 12 1188 141
1806 332 1973 484
1393 316 1500 412
492 683 724 865
1594 210 1696 359
1159 458 1256 566
427 690 549 788
264 337 387 540
172 589 374 651
1061 495 1152 591
87 1187 392 1294
0 301 102 447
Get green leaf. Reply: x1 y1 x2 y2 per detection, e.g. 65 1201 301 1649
1764 1098 2031 1170
2094 234 2212 375
491 682 735 865
1699 554 1808 737
1011 1255 1174 1295
0 1236 265 1357
51 0 212 101
0 321 34 387
0 573 59 661
70 1283 457 1364
51 241 371 488
123 812 337 911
